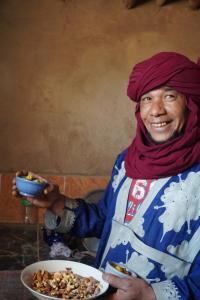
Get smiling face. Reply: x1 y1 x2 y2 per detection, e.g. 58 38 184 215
140 86 187 143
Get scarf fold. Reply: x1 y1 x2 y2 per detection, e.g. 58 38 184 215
125 52 200 179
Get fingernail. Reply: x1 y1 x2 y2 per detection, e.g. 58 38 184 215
102 273 108 280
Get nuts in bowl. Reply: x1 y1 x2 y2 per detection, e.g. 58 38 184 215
16 173 47 197
21 260 109 300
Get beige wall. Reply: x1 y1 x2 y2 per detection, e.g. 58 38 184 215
0 0 200 176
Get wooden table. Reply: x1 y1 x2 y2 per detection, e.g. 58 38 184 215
0 270 114 300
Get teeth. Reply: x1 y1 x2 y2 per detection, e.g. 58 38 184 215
152 122 167 127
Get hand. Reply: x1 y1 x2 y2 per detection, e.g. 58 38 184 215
12 171 67 216
102 273 156 300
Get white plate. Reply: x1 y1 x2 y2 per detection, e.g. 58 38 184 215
21 260 109 300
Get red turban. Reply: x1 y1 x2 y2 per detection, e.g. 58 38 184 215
125 52 200 179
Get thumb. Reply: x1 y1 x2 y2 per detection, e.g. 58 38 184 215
43 183 53 194
102 273 124 290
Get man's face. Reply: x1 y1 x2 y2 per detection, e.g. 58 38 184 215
140 86 187 143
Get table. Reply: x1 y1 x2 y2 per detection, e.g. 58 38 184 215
0 223 114 299
0 270 34 300
0 270 114 300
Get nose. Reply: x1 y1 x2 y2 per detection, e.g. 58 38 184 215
150 98 166 116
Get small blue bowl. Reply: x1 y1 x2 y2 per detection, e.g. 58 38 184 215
16 175 47 197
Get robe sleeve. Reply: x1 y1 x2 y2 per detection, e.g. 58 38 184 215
44 150 127 237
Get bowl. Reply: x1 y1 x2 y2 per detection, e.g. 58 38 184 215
16 175 47 197
105 261 136 279
21 260 109 300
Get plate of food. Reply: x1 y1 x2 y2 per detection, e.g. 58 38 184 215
21 260 109 300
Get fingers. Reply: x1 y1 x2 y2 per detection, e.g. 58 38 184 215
103 273 120 288
13 170 28 184
12 170 29 197
102 273 130 291
12 185 18 197
44 183 60 197
12 189 20 197
12 181 19 197
102 274 147 300
12 171 60 209
16 170 28 177
44 183 54 194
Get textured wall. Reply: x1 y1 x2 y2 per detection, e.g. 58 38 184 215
0 0 200 175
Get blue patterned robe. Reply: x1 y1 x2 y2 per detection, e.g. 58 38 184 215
45 150 200 300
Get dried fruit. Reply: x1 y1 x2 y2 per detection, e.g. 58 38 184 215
32 268 101 299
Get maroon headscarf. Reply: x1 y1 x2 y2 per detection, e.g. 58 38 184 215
125 52 200 179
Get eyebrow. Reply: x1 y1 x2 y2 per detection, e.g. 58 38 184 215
162 86 177 92
142 86 177 95
141 86 178 99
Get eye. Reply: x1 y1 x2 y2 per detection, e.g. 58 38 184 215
141 96 152 102
165 93 176 101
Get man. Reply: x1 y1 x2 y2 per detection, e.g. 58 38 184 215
13 52 200 299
